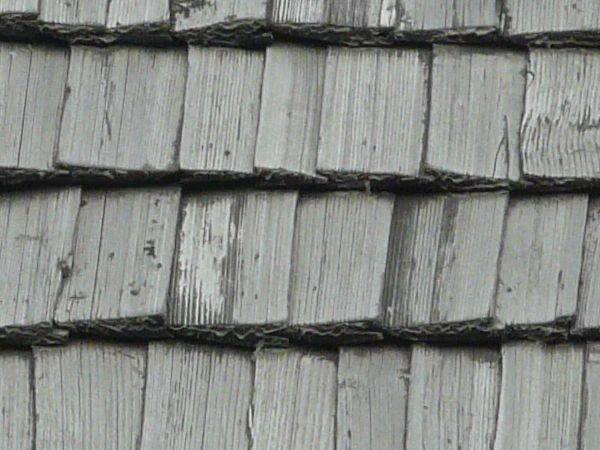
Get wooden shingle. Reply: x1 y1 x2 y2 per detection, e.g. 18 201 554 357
269 0 327 24
174 0 268 32
576 197 600 332
0 351 32 450
328 0 396 28
580 343 600 450
141 342 253 449
426 45 526 182
0 0 38 15
55 187 180 327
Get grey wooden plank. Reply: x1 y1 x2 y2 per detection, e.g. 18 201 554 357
495 195 588 326
253 348 337 450
328 0 396 28
0 43 68 171
580 342 600 450
522 49 600 179
140 342 253 450
34 341 146 450
0 351 32 450
384 193 507 329
58 46 186 172
397 0 500 31
180 47 263 175
0 0 37 15
290 192 394 325
174 0 268 31
317 47 428 178
255 44 325 178
576 197 600 331
106 0 170 27
0 187 80 328
39 0 108 25
170 190 297 327
337 346 410 450
426 45 526 182
55 187 180 324
270 0 327 24
495 342 584 450
407 345 501 450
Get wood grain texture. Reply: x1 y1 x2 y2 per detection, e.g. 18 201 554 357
0 187 80 327
39 0 108 25
141 342 253 450
580 343 600 450
495 342 584 450
253 348 337 450
337 346 410 450
270 0 327 24
496 195 588 325
34 341 147 450
171 191 297 326
397 0 499 31
0 0 38 14
58 46 186 172
180 47 263 175
106 0 170 27
174 0 268 31
426 45 526 181
255 44 325 177
522 49 600 179
0 351 32 450
328 0 396 27
504 0 600 35
0 43 68 171
576 197 600 330
384 193 507 328
55 187 180 324
407 345 501 450
317 47 428 177
290 192 394 325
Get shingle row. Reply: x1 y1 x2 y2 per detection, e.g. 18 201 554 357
1 340 598 449
2 187 600 343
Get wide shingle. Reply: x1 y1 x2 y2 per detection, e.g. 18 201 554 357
0 351 32 450
0 0 37 15
174 0 268 32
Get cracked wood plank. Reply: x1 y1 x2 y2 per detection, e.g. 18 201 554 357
0 351 32 450
174 0 268 31
576 197 600 331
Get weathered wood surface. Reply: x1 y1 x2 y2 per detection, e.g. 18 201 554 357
426 45 526 182
106 0 170 28
397 0 500 31
495 342 584 450
174 0 268 31
580 343 600 450
0 0 38 15
0 188 80 328
0 43 68 171
141 342 253 449
34 342 146 450
328 0 396 28
337 346 410 450
55 187 180 324
255 44 326 178
384 193 507 328
495 195 588 326
0 351 32 450
522 49 600 180
269 0 327 24
253 348 337 450
171 191 297 326
289 192 394 325
180 48 263 175
317 48 428 178
58 46 186 172
576 197 600 331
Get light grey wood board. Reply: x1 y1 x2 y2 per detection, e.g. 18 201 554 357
141 342 253 449
55 187 180 324
397 0 500 31
580 343 600 450
576 197 600 330
269 0 328 24
174 0 268 31
34 341 147 450
0 0 37 14
328 0 396 27
0 351 33 450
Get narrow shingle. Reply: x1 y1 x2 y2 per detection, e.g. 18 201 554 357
580 343 600 450
34 342 146 450
253 348 337 450
0 351 32 450
141 342 253 450
495 342 584 449
174 0 268 32
337 346 410 450
180 47 263 175
426 45 526 182
576 197 600 332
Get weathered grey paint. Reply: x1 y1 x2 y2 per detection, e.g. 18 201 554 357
34 341 146 450
576 197 600 331
0 0 37 14
580 343 600 450
396 0 500 31
0 351 32 450
174 0 268 31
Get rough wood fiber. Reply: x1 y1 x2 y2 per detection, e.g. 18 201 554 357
496 195 588 326
106 0 170 28
253 348 337 450
290 192 394 325
171 191 297 327
328 0 396 28
269 0 327 24
397 0 500 31
580 343 600 450
180 47 263 175
0 352 32 450
0 0 37 15
55 187 180 325
255 44 325 178
0 188 80 328
0 44 68 171
407 345 501 450
58 46 186 172
426 45 526 182
34 342 146 450
522 49 600 180
174 0 268 31
576 197 600 331
384 193 508 328
495 342 584 450
317 48 428 178
337 346 410 450
141 342 253 450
